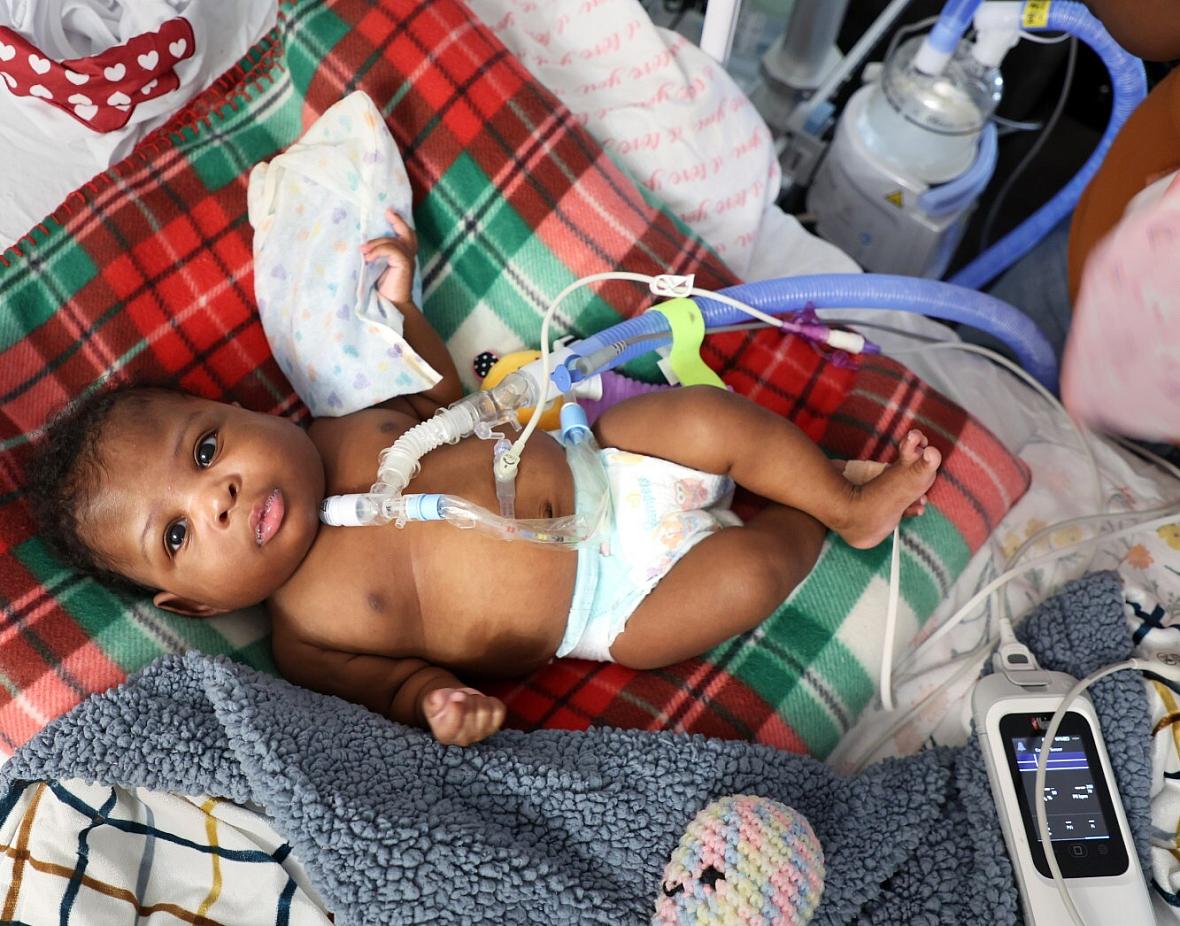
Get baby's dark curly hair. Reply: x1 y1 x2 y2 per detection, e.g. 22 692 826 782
26 383 174 595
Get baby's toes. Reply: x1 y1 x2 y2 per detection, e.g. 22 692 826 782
917 445 941 474
898 430 928 465
898 446 940 500
903 494 928 517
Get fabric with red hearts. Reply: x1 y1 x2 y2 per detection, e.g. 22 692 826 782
0 17 194 132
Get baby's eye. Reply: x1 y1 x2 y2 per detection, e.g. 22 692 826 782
195 432 218 467
165 520 187 555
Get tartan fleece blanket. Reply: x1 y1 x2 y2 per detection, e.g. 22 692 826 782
0 0 1029 760
0 572 1151 925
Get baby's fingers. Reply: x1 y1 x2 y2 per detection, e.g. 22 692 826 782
472 696 506 739
426 690 503 746
359 238 399 261
385 208 417 249
455 694 504 745
424 689 467 741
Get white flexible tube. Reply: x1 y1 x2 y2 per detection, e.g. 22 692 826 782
888 338 1105 643
698 0 742 64
376 405 477 494
1034 661 1140 926
880 525 903 710
502 272 792 487
835 330 1178 772
901 512 1180 672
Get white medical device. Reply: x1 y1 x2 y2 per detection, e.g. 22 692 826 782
807 33 1002 277
972 668 1153 925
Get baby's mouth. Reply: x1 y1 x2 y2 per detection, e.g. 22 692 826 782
251 489 285 547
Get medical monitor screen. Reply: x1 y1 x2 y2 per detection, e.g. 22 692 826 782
999 711 1129 879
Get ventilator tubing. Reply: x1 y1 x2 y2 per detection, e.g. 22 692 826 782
319 375 611 548
916 0 985 72
556 274 1057 390
949 1 1147 290
322 270 1053 543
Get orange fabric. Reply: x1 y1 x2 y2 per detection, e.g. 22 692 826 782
1083 0 1180 62
1067 67 1180 300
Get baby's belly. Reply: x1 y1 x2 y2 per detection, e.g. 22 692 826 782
405 431 579 675
410 522 578 674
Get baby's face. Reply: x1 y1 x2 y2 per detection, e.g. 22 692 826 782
83 392 325 613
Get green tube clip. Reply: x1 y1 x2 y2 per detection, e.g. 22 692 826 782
650 297 726 389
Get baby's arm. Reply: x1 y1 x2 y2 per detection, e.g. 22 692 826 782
361 209 464 414
274 637 505 746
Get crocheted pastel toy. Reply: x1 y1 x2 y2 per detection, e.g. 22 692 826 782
652 796 825 925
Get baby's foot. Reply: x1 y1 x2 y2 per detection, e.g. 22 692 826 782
836 430 940 550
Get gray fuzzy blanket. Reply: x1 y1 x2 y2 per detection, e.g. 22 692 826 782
1 571 1151 924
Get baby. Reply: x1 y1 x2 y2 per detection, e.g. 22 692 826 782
30 210 941 746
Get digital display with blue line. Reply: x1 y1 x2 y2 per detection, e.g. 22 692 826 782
1011 734 1111 842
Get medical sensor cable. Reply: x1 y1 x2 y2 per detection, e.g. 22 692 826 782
1030 658 1180 925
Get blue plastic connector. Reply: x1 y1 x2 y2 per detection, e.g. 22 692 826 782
927 0 984 53
403 493 446 521
560 403 592 445
551 360 576 393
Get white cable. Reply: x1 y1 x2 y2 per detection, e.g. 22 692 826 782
850 501 1180 773
1034 661 1139 926
1018 29 1071 44
991 114 1045 133
887 340 1104 518
883 14 943 68
887 338 1106 651
998 501 1180 584
896 498 1180 685
504 272 795 478
898 510 1180 678
686 286 784 328
820 330 1176 776
849 644 991 773
829 332 1179 773
1110 434 1180 484
717 326 1105 746
881 525 903 710
506 271 658 477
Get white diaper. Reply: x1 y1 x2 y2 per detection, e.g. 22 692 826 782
248 91 441 417
558 448 741 662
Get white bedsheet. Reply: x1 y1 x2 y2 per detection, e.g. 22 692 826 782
0 0 277 248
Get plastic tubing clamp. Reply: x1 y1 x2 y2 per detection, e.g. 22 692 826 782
649 297 726 389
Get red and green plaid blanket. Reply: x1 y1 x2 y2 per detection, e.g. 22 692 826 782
0 0 1029 760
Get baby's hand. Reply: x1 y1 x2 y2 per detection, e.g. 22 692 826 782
361 208 418 308
423 687 506 746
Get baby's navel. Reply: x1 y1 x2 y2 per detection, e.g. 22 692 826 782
367 591 386 613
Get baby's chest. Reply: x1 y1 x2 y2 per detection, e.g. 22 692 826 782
300 520 573 668
283 526 425 655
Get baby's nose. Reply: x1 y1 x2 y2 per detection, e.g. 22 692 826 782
209 479 238 527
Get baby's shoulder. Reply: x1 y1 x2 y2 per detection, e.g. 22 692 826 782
308 407 419 492
308 406 417 447
265 538 342 635
267 523 415 646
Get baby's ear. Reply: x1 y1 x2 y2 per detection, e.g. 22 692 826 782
153 590 228 618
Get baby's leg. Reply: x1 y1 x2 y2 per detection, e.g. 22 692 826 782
608 504 826 669
593 385 939 550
